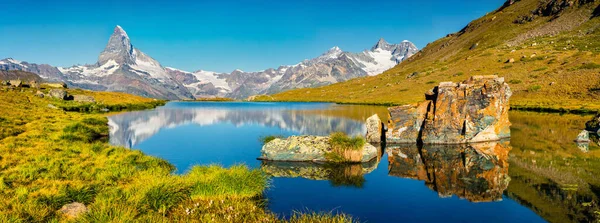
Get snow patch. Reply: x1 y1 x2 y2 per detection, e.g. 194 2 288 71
60 60 120 77
191 70 231 90
352 48 397 76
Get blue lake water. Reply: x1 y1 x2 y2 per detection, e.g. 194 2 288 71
108 101 559 223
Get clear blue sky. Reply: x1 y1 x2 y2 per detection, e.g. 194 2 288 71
0 0 505 73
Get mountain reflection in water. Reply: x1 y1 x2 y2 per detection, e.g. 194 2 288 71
108 102 369 148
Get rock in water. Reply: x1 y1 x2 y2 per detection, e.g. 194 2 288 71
49 89 68 100
73 95 96 103
387 76 512 144
365 114 383 143
58 202 88 219
575 130 590 142
259 135 377 163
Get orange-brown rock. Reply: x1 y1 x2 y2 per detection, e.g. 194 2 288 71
387 141 511 202
386 75 512 144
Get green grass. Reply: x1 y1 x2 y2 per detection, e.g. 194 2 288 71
577 62 600 70
0 88 353 222
325 132 366 163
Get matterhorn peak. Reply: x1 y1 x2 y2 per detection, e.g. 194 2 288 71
98 25 135 65
114 25 129 39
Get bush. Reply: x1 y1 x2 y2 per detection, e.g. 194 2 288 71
326 132 366 163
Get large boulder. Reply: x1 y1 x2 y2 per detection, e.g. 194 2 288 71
259 135 377 163
387 76 512 144
73 95 96 103
386 101 430 143
365 114 383 143
49 89 68 100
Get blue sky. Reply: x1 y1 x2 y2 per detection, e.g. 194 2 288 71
0 0 505 73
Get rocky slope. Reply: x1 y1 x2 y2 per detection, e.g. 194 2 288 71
2 26 417 100
270 0 600 111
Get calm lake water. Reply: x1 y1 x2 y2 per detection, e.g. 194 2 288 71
108 102 600 223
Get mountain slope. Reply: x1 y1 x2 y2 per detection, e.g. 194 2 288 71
0 70 43 82
270 0 600 111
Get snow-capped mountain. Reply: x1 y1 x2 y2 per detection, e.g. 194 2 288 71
167 38 418 99
1 26 417 100
1 26 193 100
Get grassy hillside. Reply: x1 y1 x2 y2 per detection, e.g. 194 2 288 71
269 0 600 112
0 87 353 222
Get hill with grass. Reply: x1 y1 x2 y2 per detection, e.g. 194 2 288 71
268 0 600 112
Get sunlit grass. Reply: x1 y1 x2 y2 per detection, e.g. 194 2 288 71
0 88 353 222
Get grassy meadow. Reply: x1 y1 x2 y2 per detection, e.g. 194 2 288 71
0 87 354 222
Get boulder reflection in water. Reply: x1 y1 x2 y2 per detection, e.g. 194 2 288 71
260 158 380 188
387 141 511 202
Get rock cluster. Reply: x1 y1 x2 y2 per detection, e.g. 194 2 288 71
387 76 512 144
259 135 377 163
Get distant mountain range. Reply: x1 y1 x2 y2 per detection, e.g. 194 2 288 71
0 26 418 100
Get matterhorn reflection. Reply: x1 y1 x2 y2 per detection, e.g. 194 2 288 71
108 102 367 148
387 141 511 202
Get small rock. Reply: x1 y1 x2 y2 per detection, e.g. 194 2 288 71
530 53 537 58
35 91 44 98
47 104 59 109
506 58 515 63
49 89 68 100
72 95 96 103
9 80 22 87
30 81 40 88
549 82 555 86
470 43 479 50
407 72 419 79
575 130 590 142
58 202 88 219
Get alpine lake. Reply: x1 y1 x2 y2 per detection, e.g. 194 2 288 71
108 101 600 223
